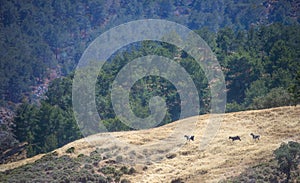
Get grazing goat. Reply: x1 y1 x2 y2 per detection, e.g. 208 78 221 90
229 136 241 141
184 135 194 141
250 133 260 140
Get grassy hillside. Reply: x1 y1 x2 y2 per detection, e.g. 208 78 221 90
0 106 299 182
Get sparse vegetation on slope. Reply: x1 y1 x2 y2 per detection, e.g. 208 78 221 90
0 148 135 183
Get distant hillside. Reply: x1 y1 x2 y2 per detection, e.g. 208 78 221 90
1 0 299 105
1 106 299 182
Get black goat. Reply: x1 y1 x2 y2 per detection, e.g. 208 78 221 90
229 136 241 141
250 133 260 140
184 135 194 141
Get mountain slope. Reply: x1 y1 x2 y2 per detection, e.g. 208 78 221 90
0 106 299 182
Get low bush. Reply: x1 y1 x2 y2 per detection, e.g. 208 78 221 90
171 178 184 183
121 179 131 183
128 167 136 175
66 147 75 154
116 155 123 162
99 166 116 174
120 166 129 174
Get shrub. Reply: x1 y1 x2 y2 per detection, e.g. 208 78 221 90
120 166 129 174
92 160 99 167
99 166 116 174
77 154 84 158
274 141 300 182
116 155 123 162
66 147 75 153
251 87 293 109
128 167 136 175
121 179 131 183
39 153 56 162
226 102 244 112
104 152 112 159
90 149 100 157
84 164 93 170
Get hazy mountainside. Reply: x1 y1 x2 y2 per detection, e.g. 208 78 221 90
0 0 299 105
0 106 299 182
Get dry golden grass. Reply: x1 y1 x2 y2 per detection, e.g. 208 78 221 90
1 106 299 182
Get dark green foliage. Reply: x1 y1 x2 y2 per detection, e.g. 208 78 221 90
251 87 293 109
244 79 268 108
99 166 116 175
89 149 102 162
66 147 75 154
218 23 300 110
95 41 210 132
274 141 300 182
226 102 244 113
224 52 258 103
288 70 300 106
97 164 135 181
128 167 136 175
120 166 129 174
13 77 82 157
0 0 299 105
77 154 84 158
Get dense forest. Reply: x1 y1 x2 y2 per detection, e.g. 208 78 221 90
1 0 299 104
0 0 300 157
